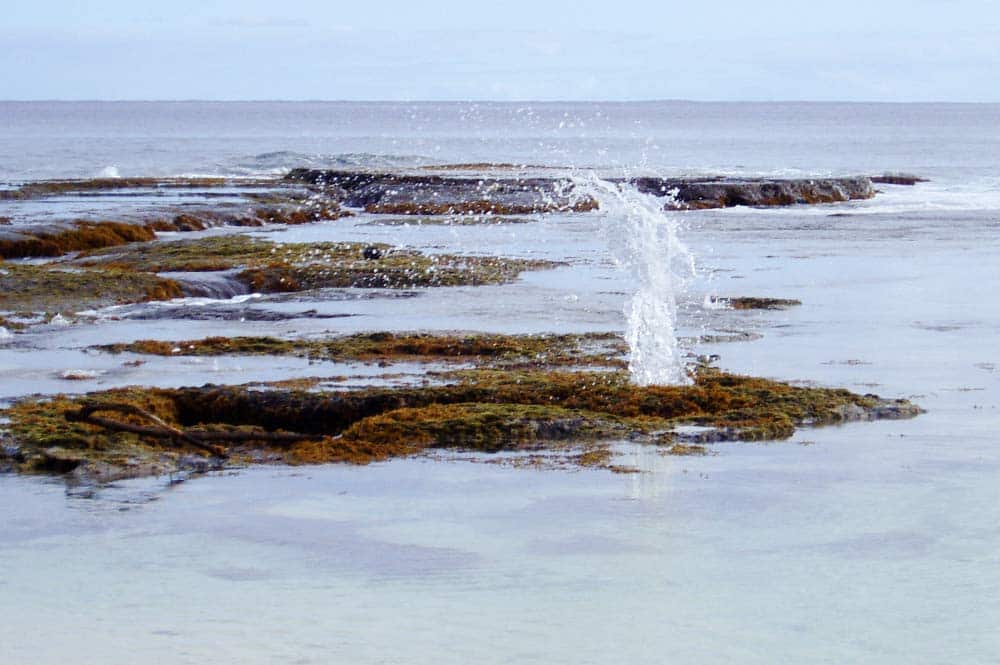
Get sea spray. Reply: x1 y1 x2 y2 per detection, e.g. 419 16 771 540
574 175 695 385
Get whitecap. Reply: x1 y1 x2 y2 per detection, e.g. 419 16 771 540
59 369 102 381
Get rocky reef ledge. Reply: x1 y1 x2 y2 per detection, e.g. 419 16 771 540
0 332 923 482
287 168 876 212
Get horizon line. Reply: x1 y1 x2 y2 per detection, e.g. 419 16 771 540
1 98 997 105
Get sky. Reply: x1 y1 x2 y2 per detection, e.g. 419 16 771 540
2 0 999 101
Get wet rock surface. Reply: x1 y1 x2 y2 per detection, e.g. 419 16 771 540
95 331 628 368
0 360 923 480
632 175 875 208
76 235 560 293
0 168 923 484
287 168 876 212
0 263 183 311
871 173 930 186
0 235 558 320
122 305 354 323
709 296 802 310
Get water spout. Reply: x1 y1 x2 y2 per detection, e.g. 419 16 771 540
575 175 695 385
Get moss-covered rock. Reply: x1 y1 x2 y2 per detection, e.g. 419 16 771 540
0 264 183 312
77 235 561 291
0 366 923 481
96 331 626 369
710 296 802 310
0 221 157 259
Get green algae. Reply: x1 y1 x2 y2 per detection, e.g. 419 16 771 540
0 365 923 480
710 296 802 310
96 331 626 369
663 443 710 456
0 264 183 312
0 184 348 260
0 221 158 259
2 236 560 325
76 235 561 291
144 202 349 233
77 234 277 271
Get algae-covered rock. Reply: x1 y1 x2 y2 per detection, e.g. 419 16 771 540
0 177 230 200
0 221 157 259
0 366 923 482
0 264 183 312
709 296 802 310
1 236 559 325
76 235 561 292
96 331 626 369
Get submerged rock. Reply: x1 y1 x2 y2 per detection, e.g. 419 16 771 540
707 296 802 310
124 305 352 323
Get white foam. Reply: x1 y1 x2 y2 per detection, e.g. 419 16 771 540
702 294 729 310
575 175 695 385
59 369 102 381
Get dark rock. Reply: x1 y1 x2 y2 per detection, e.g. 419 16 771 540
709 296 802 310
871 173 929 186
157 270 251 300
177 454 227 474
362 245 384 260
632 176 875 209
124 306 353 323
2 444 25 463
287 169 596 214
286 169 876 213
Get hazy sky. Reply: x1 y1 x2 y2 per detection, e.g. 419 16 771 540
3 0 999 101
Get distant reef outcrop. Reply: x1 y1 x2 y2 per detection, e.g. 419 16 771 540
286 168 877 212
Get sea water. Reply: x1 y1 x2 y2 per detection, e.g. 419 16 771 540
1 102 999 664
576 175 695 385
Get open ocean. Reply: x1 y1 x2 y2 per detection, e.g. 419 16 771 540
1 101 999 664
2 101 999 183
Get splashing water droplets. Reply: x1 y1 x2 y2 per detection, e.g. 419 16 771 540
575 175 695 386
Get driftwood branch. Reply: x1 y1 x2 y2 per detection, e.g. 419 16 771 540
65 402 320 458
